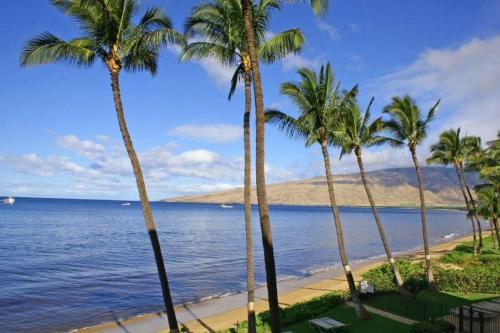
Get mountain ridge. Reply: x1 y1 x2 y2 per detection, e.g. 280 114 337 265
163 167 475 208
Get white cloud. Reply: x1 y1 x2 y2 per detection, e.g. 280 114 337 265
169 44 236 87
168 124 242 143
349 23 359 32
316 21 341 40
282 54 323 71
57 135 106 160
371 35 500 141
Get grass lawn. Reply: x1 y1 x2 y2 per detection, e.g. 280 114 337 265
364 291 500 322
282 305 411 333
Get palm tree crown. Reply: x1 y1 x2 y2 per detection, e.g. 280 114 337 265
382 96 440 151
336 92 386 156
182 0 304 98
266 63 349 146
427 128 474 166
21 0 184 74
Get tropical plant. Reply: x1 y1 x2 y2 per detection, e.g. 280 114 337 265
238 1 328 330
266 63 370 320
182 1 304 330
21 1 184 330
427 128 482 254
336 91 405 288
476 184 500 246
382 95 440 289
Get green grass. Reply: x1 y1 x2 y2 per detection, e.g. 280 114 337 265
363 291 500 322
282 305 411 333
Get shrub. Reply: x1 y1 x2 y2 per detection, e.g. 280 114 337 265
220 291 349 332
435 264 500 294
259 291 349 327
361 260 424 292
410 320 455 333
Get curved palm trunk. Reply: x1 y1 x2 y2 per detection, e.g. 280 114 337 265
409 147 435 289
243 70 256 333
241 1 281 332
322 142 370 320
454 163 478 255
459 165 483 250
355 147 403 288
110 71 179 332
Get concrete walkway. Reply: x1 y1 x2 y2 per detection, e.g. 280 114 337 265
347 301 417 325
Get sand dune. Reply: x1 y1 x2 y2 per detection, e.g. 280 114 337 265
164 167 473 207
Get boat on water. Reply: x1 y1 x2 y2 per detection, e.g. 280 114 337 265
220 204 234 209
3 197 15 205
121 202 131 206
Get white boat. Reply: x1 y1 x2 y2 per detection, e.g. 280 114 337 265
3 197 15 205
220 204 234 209
121 202 131 206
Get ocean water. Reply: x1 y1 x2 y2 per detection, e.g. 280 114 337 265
0 198 471 332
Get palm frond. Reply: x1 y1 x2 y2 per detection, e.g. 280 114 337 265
21 32 96 67
265 108 309 141
258 29 304 63
228 64 245 100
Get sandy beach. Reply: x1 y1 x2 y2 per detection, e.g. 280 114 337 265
73 234 475 333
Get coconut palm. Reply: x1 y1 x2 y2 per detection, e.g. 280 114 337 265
336 92 404 287
239 1 328 330
266 63 370 320
382 96 440 289
427 128 482 254
475 185 500 246
21 0 184 330
183 1 304 330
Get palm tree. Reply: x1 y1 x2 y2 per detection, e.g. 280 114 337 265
336 92 404 288
427 128 482 254
476 185 500 246
266 63 370 320
382 96 440 289
182 1 304 330
21 1 184 330
239 1 328 330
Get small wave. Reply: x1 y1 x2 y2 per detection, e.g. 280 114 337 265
444 233 455 239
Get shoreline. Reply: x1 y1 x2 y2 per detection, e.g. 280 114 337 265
74 233 474 333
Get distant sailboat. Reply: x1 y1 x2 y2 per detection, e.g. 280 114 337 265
3 197 15 205
220 204 233 209
121 202 131 206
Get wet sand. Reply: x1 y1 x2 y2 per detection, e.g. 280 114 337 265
74 234 474 333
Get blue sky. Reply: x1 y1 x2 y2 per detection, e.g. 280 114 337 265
1 0 499 200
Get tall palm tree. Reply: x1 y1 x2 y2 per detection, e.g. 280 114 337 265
182 1 304 330
266 63 370 320
239 1 328 330
476 185 500 246
21 1 184 330
427 128 482 254
336 92 404 288
382 96 440 289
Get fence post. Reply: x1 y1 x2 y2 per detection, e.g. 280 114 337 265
459 307 464 333
479 311 484 333
469 306 473 333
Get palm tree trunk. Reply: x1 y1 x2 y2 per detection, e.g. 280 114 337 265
355 147 403 288
490 220 497 249
243 69 256 333
454 163 478 256
492 213 500 248
322 142 370 320
110 71 179 332
409 147 435 289
241 1 280 332
459 164 483 250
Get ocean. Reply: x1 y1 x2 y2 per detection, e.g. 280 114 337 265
0 198 471 332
